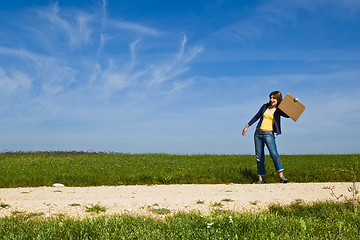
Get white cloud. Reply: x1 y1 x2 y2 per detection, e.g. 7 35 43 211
148 35 203 86
213 0 360 43
199 49 360 62
37 2 94 46
0 46 53 64
102 0 107 12
27 2 195 100
0 45 77 99
110 19 163 36
89 40 142 97
89 35 203 99
0 67 32 95
212 1 296 42
99 65 132 94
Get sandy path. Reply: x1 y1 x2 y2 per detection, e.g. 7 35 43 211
0 182 357 218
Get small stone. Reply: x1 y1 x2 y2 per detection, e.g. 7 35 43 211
52 183 65 187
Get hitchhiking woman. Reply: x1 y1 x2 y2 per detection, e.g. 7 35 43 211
242 91 298 184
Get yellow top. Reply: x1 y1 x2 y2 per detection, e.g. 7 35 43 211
260 108 275 131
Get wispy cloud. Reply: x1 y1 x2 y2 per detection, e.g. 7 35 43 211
0 46 74 97
99 0 107 53
198 49 360 62
0 46 53 63
213 0 360 43
110 20 163 36
0 2 202 104
37 2 94 46
0 67 32 95
212 0 297 43
102 0 107 12
148 35 203 86
89 57 139 97
90 35 203 99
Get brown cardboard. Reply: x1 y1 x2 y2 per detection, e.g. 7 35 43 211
278 93 305 122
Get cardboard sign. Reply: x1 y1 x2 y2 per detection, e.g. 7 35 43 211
278 93 305 122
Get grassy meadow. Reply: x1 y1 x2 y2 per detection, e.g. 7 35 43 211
0 152 359 239
1 201 359 239
0 152 359 188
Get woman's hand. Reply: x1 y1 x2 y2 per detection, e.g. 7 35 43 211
242 125 249 136
294 97 299 102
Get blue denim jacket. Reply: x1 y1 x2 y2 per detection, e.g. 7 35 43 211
247 103 289 135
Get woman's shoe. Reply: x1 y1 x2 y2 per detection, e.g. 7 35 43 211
280 176 289 183
257 180 264 184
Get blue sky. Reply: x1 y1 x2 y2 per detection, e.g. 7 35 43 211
0 0 359 154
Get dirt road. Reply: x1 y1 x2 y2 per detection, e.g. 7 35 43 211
0 182 356 218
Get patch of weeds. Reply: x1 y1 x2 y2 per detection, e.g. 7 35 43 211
26 212 44 219
85 203 106 213
54 213 67 219
211 202 223 207
20 191 30 194
196 200 205 204
327 161 360 214
54 190 62 193
250 201 258 205
0 202 10 209
221 198 234 202
11 210 25 216
69 203 81 207
151 208 171 215
294 199 305 204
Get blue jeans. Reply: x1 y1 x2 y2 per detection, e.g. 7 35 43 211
254 130 284 176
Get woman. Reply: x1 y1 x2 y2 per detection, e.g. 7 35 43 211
242 91 298 184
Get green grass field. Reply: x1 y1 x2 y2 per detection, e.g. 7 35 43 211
0 201 359 239
0 152 359 187
0 152 359 239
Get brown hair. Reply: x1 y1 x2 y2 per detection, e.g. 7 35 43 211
269 91 283 107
